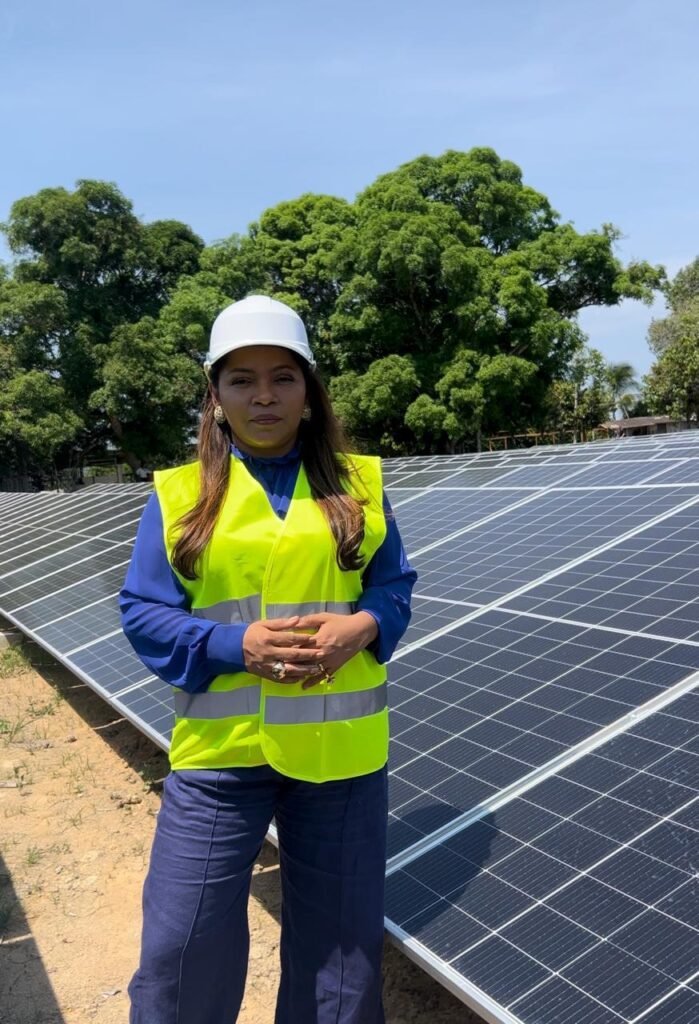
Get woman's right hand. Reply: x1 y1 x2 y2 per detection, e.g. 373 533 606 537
242 616 328 684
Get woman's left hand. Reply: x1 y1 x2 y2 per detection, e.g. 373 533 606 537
293 611 378 690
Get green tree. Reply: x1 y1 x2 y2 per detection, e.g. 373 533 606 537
645 314 699 423
0 341 82 483
185 148 661 453
605 361 638 418
330 355 421 454
410 349 539 451
544 347 615 442
648 256 699 356
328 149 661 393
0 180 204 478
2 153 667 476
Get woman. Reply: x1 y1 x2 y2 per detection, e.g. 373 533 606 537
120 294 417 1024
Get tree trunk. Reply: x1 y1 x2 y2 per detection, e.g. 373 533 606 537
109 415 142 474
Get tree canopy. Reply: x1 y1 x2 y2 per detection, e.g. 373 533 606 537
0 180 204 480
645 309 699 423
648 256 699 356
0 151 667 483
643 257 699 424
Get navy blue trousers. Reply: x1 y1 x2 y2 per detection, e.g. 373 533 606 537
128 763 388 1024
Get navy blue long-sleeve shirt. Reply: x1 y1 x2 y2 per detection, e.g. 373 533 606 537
120 443 417 693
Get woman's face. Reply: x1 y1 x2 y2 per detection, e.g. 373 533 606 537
212 345 307 457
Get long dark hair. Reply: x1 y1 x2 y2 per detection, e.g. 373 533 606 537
171 354 369 580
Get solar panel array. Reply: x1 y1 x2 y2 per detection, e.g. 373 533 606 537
2 430 699 1024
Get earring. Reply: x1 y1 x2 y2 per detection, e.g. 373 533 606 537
213 405 226 425
301 404 312 421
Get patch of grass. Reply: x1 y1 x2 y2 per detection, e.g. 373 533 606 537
0 645 31 678
46 842 71 856
67 809 83 828
25 845 43 867
0 714 28 743
69 753 96 788
27 695 62 719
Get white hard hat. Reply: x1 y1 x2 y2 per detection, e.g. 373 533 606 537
204 295 316 374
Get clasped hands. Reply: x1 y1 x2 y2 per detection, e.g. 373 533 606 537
242 612 378 690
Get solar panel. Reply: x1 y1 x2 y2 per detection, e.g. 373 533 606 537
386 488 534 552
504 506 699 640
385 692 698 1023
386 609 699 858
2 429 699 1023
411 486 699 606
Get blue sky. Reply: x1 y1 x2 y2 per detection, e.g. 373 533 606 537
2 0 697 377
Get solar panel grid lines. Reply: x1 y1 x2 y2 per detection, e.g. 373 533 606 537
3 429 699 1023
411 488 699 607
34 589 118 629
399 489 699 648
9 562 132 622
407 488 560 560
384 643 699 859
0 490 149 547
644 461 699 485
475 605 699 658
32 594 122 653
384 918 527 1024
398 595 483 645
385 696 699 1023
552 460 690 489
481 463 597 489
386 628 699 870
0 509 145 577
0 539 134 599
112 674 160 699
68 631 157 691
0 486 142 530
64 625 123 657
2 548 134 613
391 489 547 556
501 509 699 642
0 501 44 524
0 486 58 503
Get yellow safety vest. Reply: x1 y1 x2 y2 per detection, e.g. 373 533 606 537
154 453 388 782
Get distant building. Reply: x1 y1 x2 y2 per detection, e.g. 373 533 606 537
600 415 686 437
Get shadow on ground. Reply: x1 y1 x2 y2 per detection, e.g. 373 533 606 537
0 850 65 1024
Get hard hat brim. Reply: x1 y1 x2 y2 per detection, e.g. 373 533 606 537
203 339 317 376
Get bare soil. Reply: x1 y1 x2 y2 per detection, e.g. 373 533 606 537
0 643 479 1024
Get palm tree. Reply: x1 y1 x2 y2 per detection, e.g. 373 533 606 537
606 362 638 419
618 392 638 418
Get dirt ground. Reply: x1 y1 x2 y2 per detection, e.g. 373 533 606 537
0 641 480 1024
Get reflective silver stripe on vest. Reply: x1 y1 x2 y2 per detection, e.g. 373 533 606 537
264 682 387 725
174 686 261 719
191 598 354 624
266 600 357 618
194 595 262 624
